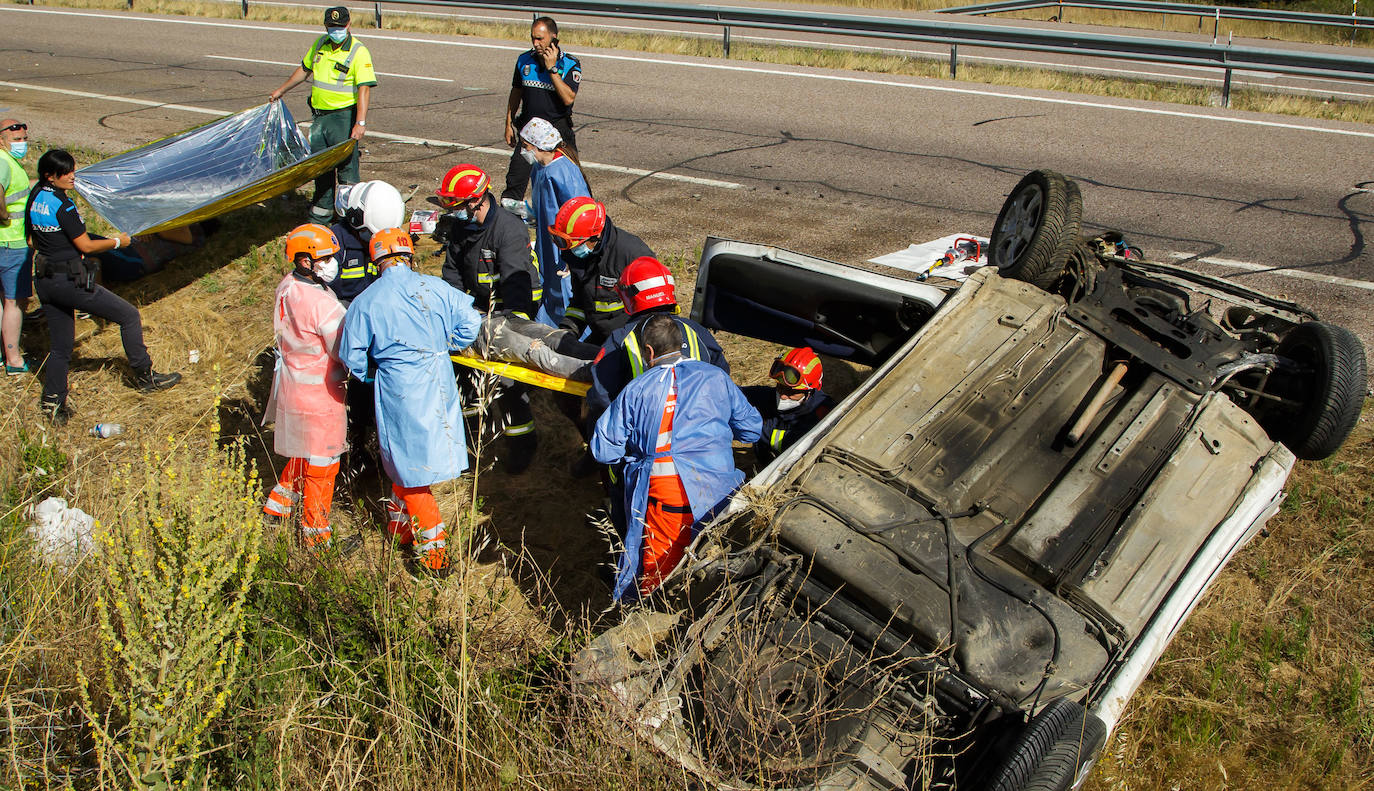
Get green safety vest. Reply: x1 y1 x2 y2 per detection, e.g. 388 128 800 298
305 36 374 111
623 321 705 379
0 152 29 246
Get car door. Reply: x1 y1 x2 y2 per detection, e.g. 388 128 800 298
690 236 948 367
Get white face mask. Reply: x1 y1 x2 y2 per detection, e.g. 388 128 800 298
520 149 538 165
314 256 339 283
777 394 803 412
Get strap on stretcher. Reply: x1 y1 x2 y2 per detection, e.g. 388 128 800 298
451 353 590 397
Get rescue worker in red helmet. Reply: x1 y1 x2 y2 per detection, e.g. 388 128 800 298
548 196 654 346
585 256 729 420
742 346 836 465
434 163 542 474
262 223 349 550
591 314 761 600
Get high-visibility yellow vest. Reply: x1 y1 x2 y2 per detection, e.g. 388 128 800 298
0 152 29 246
303 36 377 111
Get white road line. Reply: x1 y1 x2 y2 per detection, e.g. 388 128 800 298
5 6 1372 139
206 54 453 82
1172 252 1374 292
0 80 744 190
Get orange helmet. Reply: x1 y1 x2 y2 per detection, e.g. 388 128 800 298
770 347 823 391
616 256 676 315
284 223 340 263
369 227 414 263
548 197 606 249
436 164 490 206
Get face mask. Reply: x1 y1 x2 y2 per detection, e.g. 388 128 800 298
8 142 26 160
327 27 348 43
520 149 538 165
447 207 471 223
314 256 339 283
568 241 594 258
777 393 803 412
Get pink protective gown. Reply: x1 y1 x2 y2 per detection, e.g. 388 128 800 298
267 273 348 458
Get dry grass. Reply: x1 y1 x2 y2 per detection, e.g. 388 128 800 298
11 0 1372 124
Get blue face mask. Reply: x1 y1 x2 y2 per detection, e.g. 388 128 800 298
447 208 471 223
327 27 348 43
568 241 595 258
8 142 26 160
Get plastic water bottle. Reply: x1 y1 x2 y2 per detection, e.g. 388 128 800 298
90 423 123 439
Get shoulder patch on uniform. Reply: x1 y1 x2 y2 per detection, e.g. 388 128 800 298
571 71 582 84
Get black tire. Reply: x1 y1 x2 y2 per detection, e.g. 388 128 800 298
1264 321 1367 461
1021 708 1107 791
990 170 1083 290
982 697 1090 791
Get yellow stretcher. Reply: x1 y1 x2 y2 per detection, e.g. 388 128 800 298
451 354 590 397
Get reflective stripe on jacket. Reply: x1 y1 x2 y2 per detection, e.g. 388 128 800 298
0 152 30 245
266 272 349 459
304 36 377 111
590 358 762 600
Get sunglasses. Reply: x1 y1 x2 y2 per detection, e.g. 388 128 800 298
2 123 26 132
770 359 805 388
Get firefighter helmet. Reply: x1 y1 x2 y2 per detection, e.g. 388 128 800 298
436 164 490 206
369 227 414 264
770 347 823 391
616 256 676 315
338 180 405 234
285 223 341 264
548 197 606 249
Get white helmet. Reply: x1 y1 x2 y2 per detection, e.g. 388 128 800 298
338 180 405 235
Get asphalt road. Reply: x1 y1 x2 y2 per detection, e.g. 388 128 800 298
2 4 1372 352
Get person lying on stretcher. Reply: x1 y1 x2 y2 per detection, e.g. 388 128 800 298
460 311 599 382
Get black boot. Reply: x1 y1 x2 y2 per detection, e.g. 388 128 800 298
40 398 73 427
503 431 538 475
134 367 182 392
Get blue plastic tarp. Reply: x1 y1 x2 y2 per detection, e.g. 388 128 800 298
74 102 354 235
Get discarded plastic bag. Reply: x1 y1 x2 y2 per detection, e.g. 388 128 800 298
28 496 95 565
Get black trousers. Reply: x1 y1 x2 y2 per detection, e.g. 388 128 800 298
35 273 150 407
456 366 535 442
502 115 578 201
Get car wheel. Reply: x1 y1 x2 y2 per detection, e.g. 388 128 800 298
982 697 1105 791
696 618 881 788
1263 321 1367 461
990 170 1083 290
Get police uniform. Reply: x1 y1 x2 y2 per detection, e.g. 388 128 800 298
301 13 377 220
502 48 581 201
559 216 654 346
440 194 544 472
327 221 375 304
742 386 836 464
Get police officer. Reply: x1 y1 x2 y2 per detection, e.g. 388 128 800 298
269 6 377 223
501 16 581 211
435 164 543 474
548 197 654 347
742 347 835 465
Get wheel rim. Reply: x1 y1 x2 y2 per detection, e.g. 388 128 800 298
996 184 1044 268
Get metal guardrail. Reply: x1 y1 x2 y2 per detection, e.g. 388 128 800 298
942 0 1372 32
238 0 1374 105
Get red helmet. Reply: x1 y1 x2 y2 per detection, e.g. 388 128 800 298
548 197 606 249
369 227 414 263
770 347 823 391
617 256 676 315
285 223 340 263
436 164 490 206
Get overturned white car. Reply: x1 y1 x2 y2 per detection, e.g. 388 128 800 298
575 171 1366 791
